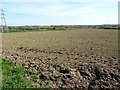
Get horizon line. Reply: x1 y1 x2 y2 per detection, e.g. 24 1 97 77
7 24 118 26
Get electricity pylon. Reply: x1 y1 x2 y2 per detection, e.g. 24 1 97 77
0 9 8 33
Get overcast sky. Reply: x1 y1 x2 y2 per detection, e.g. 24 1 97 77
0 0 119 26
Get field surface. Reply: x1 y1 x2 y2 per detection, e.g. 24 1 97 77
2 29 120 88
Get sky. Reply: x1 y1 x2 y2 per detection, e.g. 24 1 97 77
0 0 119 26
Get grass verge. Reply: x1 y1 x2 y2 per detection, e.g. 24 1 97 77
2 59 31 88
1 59 50 89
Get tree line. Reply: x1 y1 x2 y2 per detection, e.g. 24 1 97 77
6 25 118 32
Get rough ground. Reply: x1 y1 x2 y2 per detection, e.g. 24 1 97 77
2 30 120 89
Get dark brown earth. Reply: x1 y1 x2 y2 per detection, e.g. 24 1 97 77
2 30 120 89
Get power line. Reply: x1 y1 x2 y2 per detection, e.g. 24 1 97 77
0 9 8 33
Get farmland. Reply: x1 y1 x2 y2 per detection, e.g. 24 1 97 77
2 29 120 88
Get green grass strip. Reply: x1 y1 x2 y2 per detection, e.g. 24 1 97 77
2 59 31 88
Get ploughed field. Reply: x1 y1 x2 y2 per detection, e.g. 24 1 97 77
2 29 120 88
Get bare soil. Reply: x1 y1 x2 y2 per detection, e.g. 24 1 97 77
2 29 120 89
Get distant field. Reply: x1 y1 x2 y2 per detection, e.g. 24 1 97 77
2 29 119 88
